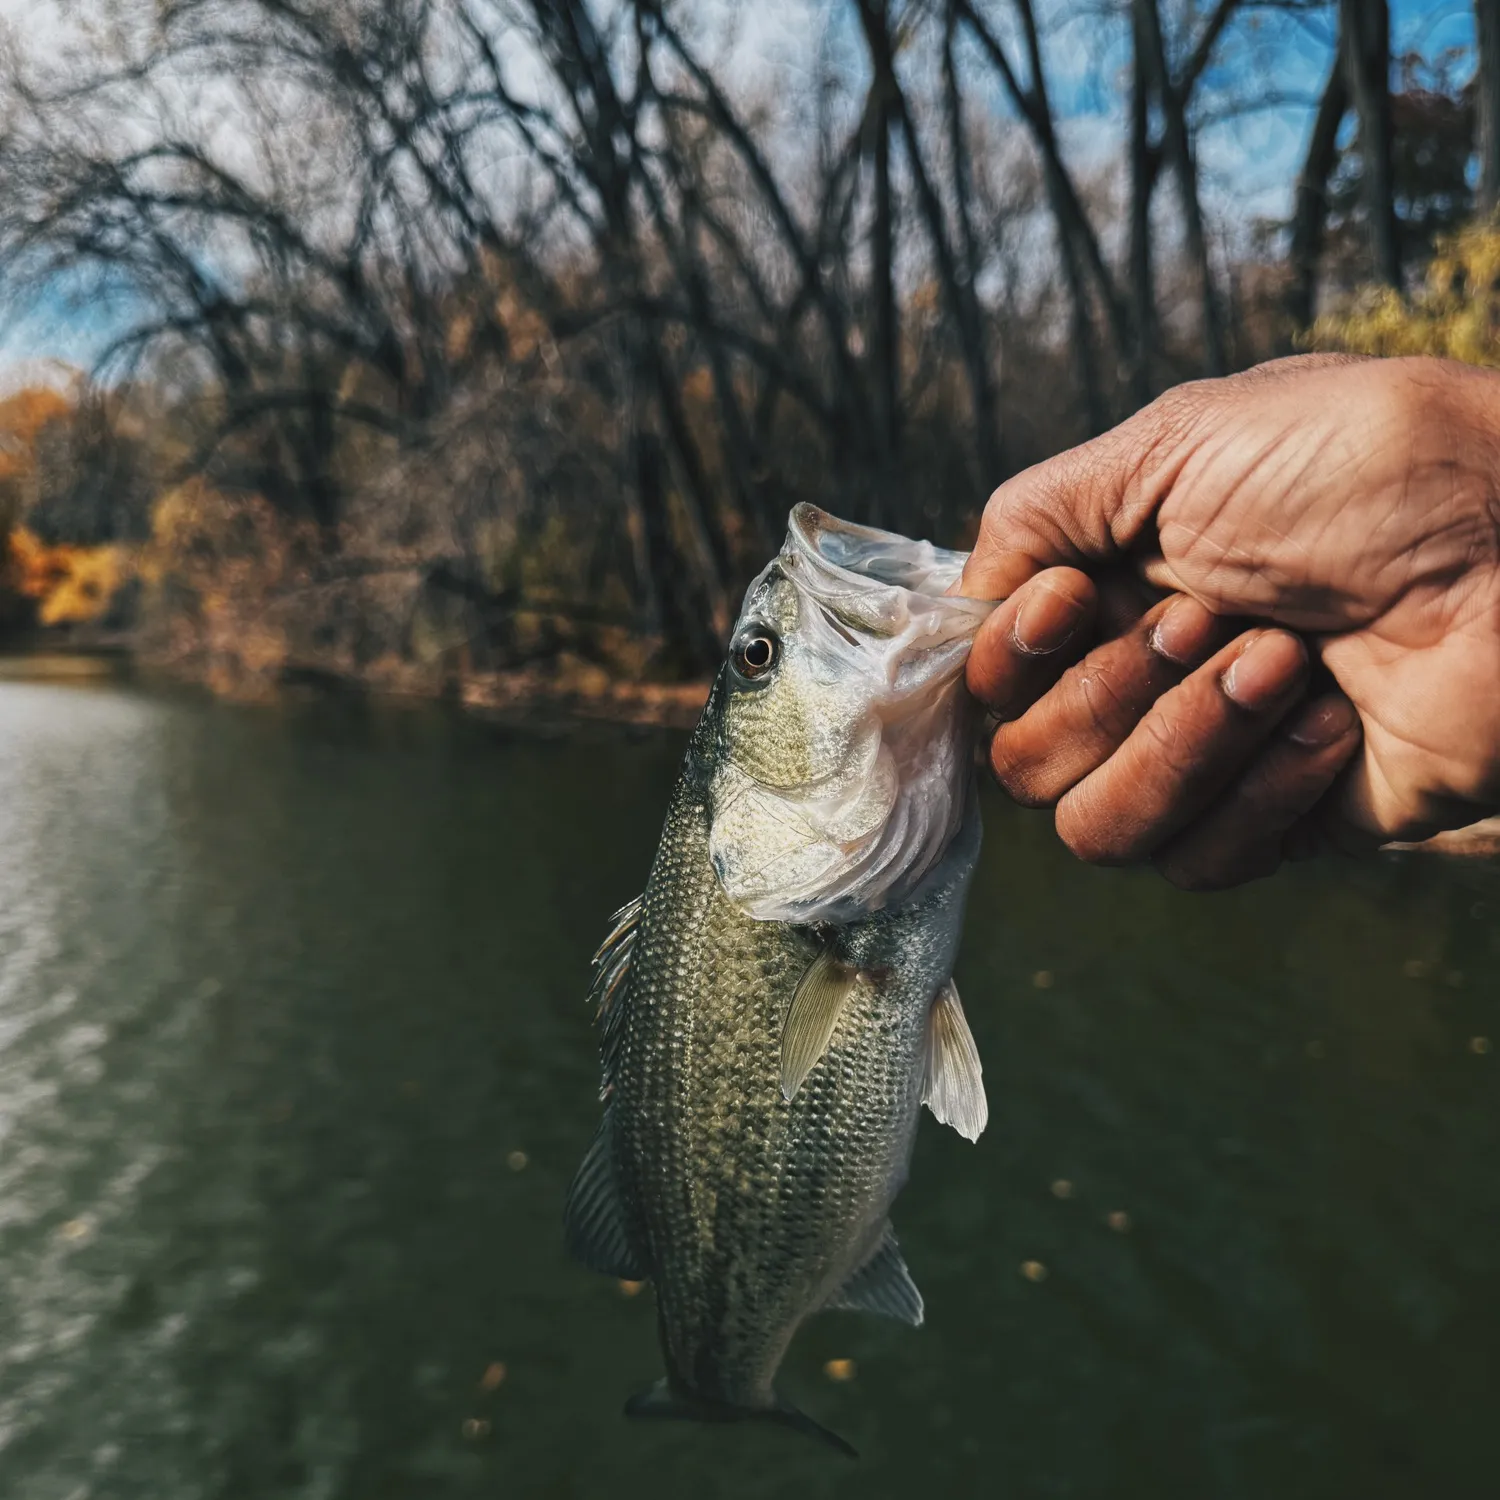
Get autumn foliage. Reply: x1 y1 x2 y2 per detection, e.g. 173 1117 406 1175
1 2 1498 709
1309 221 1500 365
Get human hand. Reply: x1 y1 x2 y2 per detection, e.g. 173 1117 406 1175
960 355 1500 888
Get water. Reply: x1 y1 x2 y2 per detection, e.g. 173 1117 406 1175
0 669 1496 1500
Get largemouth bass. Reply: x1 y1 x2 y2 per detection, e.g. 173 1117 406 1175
565 505 996 1454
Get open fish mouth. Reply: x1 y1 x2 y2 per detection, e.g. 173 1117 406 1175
785 501 980 601
709 506 997 925
779 504 991 662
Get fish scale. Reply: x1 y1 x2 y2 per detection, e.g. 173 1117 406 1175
565 506 994 1455
613 759 947 1407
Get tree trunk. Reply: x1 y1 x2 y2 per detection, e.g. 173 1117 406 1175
1340 0 1401 287
1286 44 1349 332
942 0 1005 486
1135 0 1226 376
1011 0 1111 433
870 73 899 522
1477 0 1500 216
1128 6 1157 401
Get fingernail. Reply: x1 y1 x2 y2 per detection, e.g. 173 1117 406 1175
1012 587 1082 656
1284 694 1359 747
1220 631 1307 711
1148 597 1217 666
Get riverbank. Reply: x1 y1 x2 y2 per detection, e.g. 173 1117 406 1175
0 633 711 730
5 636 1498 856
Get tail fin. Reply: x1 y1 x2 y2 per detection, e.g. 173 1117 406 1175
624 1377 857 1459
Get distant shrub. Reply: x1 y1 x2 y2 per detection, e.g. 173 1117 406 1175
5 527 127 625
1308 221 1500 366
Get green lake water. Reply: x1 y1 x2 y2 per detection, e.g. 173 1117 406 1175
0 667 1496 1499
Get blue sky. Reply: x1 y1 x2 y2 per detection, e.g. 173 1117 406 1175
0 0 1486 375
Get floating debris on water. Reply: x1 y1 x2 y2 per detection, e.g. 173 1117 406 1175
1020 1260 1048 1283
1106 1211 1131 1233
1032 970 1054 990
478 1362 507 1391
58 1217 92 1243
823 1358 856 1381
1471 1036 1491 1055
506 1150 528 1172
462 1418 491 1440
1050 1179 1074 1200
1402 958 1431 979
618 1280 645 1297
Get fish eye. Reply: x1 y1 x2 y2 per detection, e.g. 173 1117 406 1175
731 628 779 681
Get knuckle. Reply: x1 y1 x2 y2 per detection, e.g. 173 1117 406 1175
1075 660 1151 741
1133 706 1200 780
1054 794 1126 865
1141 380 1219 444
1057 819 1107 864
1232 743 1336 820
1008 778 1060 811
989 742 1061 808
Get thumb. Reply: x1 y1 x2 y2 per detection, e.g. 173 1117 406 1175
958 395 1195 601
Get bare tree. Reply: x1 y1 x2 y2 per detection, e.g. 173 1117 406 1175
1476 0 1500 216
1287 34 1350 330
1341 0 1402 287
1132 0 1236 376
0 0 1477 681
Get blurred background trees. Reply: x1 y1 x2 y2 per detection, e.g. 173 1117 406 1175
0 0 1496 695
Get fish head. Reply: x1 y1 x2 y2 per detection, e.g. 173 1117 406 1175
704 504 996 924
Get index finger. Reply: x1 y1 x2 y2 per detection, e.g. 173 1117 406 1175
958 393 1202 600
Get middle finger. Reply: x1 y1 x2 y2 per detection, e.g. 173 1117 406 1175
988 594 1231 807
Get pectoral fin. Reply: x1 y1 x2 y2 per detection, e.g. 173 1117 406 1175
923 979 988 1142
781 949 860 1101
562 1116 649 1281
823 1222 924 1326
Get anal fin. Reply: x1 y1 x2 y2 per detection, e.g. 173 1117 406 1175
923 978 988 1142
781 948 860 1101
562 1116 649 1280
823 1222 924 1327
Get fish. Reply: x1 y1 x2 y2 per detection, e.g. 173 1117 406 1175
564 503 996 1456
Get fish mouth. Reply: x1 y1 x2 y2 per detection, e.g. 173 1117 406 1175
785 503 991 610
773 503 992 692
712 505 996 923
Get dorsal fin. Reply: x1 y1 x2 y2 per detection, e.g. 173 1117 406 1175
923 979 988 1142
589 895 642 1096
823 1222 924 1326
563 1115 650 1280
781 948 860 1101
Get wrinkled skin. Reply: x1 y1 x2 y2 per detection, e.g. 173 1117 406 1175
961 355 1500 887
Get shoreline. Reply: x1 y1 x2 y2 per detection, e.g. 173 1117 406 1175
4 638 1497 857
0 636 710 731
